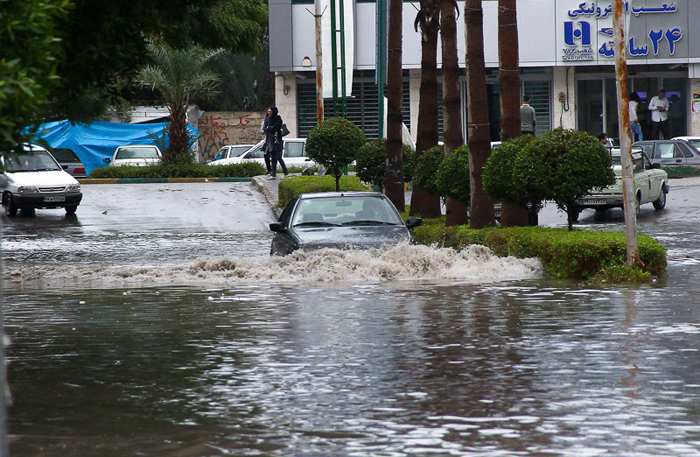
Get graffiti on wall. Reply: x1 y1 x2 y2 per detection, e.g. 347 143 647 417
197 112 266 161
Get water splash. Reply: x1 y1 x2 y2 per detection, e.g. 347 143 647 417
8 243 541 289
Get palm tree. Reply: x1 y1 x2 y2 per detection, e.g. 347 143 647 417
410 0 442 218
138 42 223 163
497 0 529 226
385 0 405 210
441 0 468 226
465 0 495 228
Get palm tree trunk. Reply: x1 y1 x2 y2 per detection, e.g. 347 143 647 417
465 0 494 229
497 0 529 226
385 0 405 211
410 1 441 219
441 0 468 226
168 106 188 163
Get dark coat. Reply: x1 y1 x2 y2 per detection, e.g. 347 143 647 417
263 110 284 153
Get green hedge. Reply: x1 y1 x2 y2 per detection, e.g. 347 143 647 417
411 224 667 281
88 162 266 179
277 175 370 207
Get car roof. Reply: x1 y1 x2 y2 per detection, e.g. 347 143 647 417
298 191 386 200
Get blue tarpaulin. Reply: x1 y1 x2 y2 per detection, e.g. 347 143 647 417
32 120 198 175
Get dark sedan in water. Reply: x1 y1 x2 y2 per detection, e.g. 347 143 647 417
269 192 422 256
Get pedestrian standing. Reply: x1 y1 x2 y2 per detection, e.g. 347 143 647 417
260 117 271 174
629 92 642 142
648 89 671 140
262 106 288 180
520 95 536 136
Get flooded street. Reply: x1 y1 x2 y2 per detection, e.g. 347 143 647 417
4 181 700 456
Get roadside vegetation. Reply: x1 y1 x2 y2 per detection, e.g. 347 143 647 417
276 175 369 207
88 162 265 179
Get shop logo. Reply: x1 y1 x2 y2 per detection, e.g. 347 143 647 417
564 21 591 47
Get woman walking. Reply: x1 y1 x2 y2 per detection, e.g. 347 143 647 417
262 106 288 179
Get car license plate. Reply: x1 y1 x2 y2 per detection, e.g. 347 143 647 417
584 199 607 205
44 196 65 202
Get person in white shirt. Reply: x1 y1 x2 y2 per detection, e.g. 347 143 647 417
629 92 642 142
648 89 670 139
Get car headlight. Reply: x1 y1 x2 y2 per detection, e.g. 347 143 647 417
67 184 81 192
17 186 39 194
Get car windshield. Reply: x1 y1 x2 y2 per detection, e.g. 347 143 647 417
115 146 160 159
229 146 252 157
5 150 62 172
292 196 403 227
610 147 643 166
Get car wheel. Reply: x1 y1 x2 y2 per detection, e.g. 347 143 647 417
635 193 641 215
653 187 667 210
65 205 78 215
4 194 17 217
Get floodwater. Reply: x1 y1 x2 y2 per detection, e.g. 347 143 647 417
4 182 700 456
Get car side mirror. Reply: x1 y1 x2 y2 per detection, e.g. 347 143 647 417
103 158 111 164
406 217 422 229
269 222 287 233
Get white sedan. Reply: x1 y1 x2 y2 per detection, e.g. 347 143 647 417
208 144 254 165
104 145 162 167
1 144 82 217
208 138 320 170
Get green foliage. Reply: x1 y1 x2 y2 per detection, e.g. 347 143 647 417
435 144 470 204
412 224 667 281
516 128 615 229
413 145 444 196
306 117 366 191
591 264 653 284
483 135 535 205
0 0 71 151
277 175 370 207
88 162 265 179
356 139 415 191
48 0 268 121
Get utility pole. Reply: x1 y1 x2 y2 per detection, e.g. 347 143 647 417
612 0 640 266
314 0 325 123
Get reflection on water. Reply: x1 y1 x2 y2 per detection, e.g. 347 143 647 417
7 278 700 456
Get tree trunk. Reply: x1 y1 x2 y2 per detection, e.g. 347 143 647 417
385 0 405 210
441 0 468 226
168 106 188 163
410 1 441 219
465 0 494 229
497 0 529 227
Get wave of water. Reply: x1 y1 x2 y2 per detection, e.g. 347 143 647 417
6 243 542 289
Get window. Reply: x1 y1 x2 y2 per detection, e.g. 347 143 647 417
285 142 305 158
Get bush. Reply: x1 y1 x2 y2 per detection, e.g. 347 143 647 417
435 144 470 205
516 128 615 230
306 117 366 191
356 139 416 191
411 224 667 281
277 175 370 207
88 162 266 179
413 145 444 196
483 135 536 206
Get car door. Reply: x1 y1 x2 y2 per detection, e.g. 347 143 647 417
652 141 687 167
632 152 653 203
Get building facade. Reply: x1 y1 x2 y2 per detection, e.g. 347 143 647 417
269 0 700 143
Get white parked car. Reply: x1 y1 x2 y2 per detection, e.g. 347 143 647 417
208 144 254 165
208 138 319 169
104 145 162 167
0 144 82 217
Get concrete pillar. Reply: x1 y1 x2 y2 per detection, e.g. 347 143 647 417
552 66 576 130
688 66 700 136
274 72 299 136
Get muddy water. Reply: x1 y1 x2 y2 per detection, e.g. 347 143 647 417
4 182 700 456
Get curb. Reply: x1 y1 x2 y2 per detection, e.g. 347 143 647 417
252 176 282 218
79 177 253 184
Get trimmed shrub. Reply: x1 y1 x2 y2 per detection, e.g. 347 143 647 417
515 128 615 230
483 135 536 206
88 162 266 179
411 224 667 281
413 145 444 196
277 175 370 207
306 117 366 191
356 139 416 191
435 144 470 205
